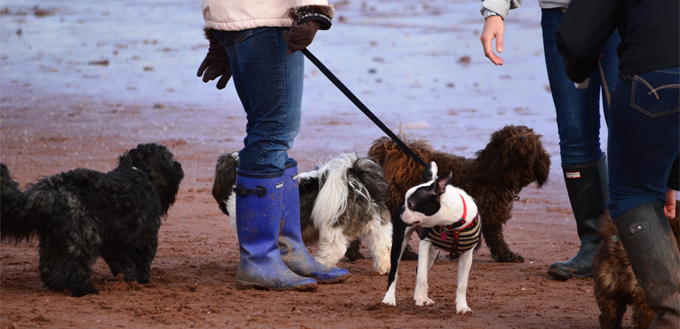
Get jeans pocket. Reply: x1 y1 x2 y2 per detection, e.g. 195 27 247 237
631 71 680 118
226 29 253 43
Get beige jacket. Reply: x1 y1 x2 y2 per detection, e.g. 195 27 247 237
202 0 331 31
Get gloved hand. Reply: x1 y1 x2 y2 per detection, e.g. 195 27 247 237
282 20 321 55
197 28 231 90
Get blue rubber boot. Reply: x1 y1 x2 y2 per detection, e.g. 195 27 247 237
279 160 351 284
234 170 318 291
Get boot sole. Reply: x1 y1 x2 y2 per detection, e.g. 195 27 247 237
237 280 318 292
547 267 592 280
316 273 351 284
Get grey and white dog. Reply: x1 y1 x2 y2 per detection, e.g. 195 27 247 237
212 152 393 274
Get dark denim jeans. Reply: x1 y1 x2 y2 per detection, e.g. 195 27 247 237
213 27 303 174
607 67 680 219
541 8 621 166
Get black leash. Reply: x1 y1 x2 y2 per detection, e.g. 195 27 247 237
301 48 427 168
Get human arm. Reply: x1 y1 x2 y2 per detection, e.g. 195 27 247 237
555 0 621 83
665 189 677 220
479 0 522 66
666 155 679 220
480 15 505 66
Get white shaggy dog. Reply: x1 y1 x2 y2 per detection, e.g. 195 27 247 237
212 152 393 274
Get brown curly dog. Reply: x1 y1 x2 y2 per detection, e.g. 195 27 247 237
366 125 551 263
593 205 680 329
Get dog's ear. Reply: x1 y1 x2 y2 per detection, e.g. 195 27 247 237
422 161 438 182
434 172 452 196
533 146 551 187
213 152 239 216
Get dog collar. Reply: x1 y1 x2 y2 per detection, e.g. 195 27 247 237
506 189 521 201
443 194 473 231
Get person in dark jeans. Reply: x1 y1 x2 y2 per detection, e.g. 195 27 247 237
557 0 680 327
479 0 620 279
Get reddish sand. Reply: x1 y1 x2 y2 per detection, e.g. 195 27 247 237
0 95 625 329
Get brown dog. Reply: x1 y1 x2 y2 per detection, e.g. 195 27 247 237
368 125 551 262
593 204 680 329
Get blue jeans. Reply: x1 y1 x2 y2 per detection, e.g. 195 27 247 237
213 27 303 174
541 8 621 166
607 68 680 219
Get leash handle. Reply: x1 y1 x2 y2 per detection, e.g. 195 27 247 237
301 48 428 168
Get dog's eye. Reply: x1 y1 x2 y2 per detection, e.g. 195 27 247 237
407 201 414 210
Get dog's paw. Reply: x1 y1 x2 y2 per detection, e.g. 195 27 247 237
493 252 525 263
374 263 390 276
381 294 397 306
456 306 473 315
414 296 434 307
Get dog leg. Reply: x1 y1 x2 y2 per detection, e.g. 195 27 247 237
315 227 350 267
63 256 99 297
596 296 627 329
133 235 158 284
361 214 393 275
344 240 365 261
40 235 99 297
414 240 435 306
455 245 476 314
382 225 416 306
38 240 67 292
104 256 136 280
631 294 655 329
482 220 524 262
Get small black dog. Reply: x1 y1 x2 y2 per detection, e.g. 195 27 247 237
0 143 184 297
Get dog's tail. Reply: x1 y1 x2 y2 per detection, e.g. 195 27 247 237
0 164 49 243
212 152 239 216
311 153 390 227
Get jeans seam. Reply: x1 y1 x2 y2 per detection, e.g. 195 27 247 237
631 76 680 118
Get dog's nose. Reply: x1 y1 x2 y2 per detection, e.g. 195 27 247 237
519 135 527 141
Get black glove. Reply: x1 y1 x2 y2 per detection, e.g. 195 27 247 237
282 20 322 55
283 5 334 55
197 28 231 90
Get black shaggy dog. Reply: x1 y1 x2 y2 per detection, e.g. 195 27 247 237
368 125 551 262
0 143 184 297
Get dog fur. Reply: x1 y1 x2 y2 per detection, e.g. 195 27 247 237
212 152 393 274
368 125 550 262
593 205 680 329
0 144 184 297
382 162 479 314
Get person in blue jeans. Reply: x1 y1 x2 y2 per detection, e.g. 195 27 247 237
197 1 350 291
479 0 620 279
557 0 679 326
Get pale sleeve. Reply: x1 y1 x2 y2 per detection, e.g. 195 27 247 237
480 0 523 19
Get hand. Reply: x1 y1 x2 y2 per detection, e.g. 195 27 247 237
664 188 676 220
197 28 231 90
480 15 505 66
282 20 321 55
